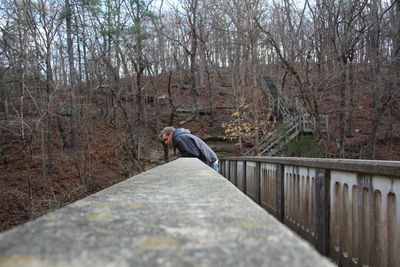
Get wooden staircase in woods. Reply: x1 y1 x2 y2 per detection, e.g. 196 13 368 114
245 76 326 156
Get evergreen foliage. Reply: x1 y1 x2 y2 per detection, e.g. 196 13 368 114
283 135 322 158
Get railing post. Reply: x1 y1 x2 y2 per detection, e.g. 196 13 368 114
231 160 237 185
243 161 247 195
276 164 285 222
233 160 237 186
315 168 330 256
255 162 261 205
226 160 231 181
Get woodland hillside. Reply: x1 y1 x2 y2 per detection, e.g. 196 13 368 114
1 0 399 232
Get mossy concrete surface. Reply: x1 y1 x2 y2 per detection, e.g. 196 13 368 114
0 158 334 267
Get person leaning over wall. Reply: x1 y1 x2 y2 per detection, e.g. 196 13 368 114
160 127 219 172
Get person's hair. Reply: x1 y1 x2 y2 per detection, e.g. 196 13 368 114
159 126 175 138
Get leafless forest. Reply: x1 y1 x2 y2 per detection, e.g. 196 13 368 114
0 0 399 231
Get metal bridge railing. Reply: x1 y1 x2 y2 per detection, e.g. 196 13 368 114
220 156 400 267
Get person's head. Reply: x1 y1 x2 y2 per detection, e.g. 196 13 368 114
160 127 175 147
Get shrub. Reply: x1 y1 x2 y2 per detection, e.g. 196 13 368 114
282 135 322 157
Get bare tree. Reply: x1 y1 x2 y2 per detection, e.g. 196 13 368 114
65 0 78 152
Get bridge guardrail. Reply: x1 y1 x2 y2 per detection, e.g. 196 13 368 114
220 156 400 267
0 158 334 267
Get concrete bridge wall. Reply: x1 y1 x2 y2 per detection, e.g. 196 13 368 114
220 156 400 267
0 158 333 266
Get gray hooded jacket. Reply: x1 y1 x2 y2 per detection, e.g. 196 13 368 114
173 128 218 167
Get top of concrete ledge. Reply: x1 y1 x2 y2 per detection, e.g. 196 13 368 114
222 156 400 177
0 158 334 267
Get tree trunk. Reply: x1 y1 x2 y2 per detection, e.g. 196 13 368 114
338 60 347 158
2 94 8 121
206 68 214 117
365 104 383 159
74 13 82 83
388 106 395 160
65 0 78 153
45 48 54 174
364 0 382 159
167 72 176 125
394 0 400 58
189 0 199 120
346 61 355 136
57 115 69 149
135 0 145 161
253 97 260 156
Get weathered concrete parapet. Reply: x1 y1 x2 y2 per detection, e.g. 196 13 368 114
0 158 333 267
220 156 400 267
